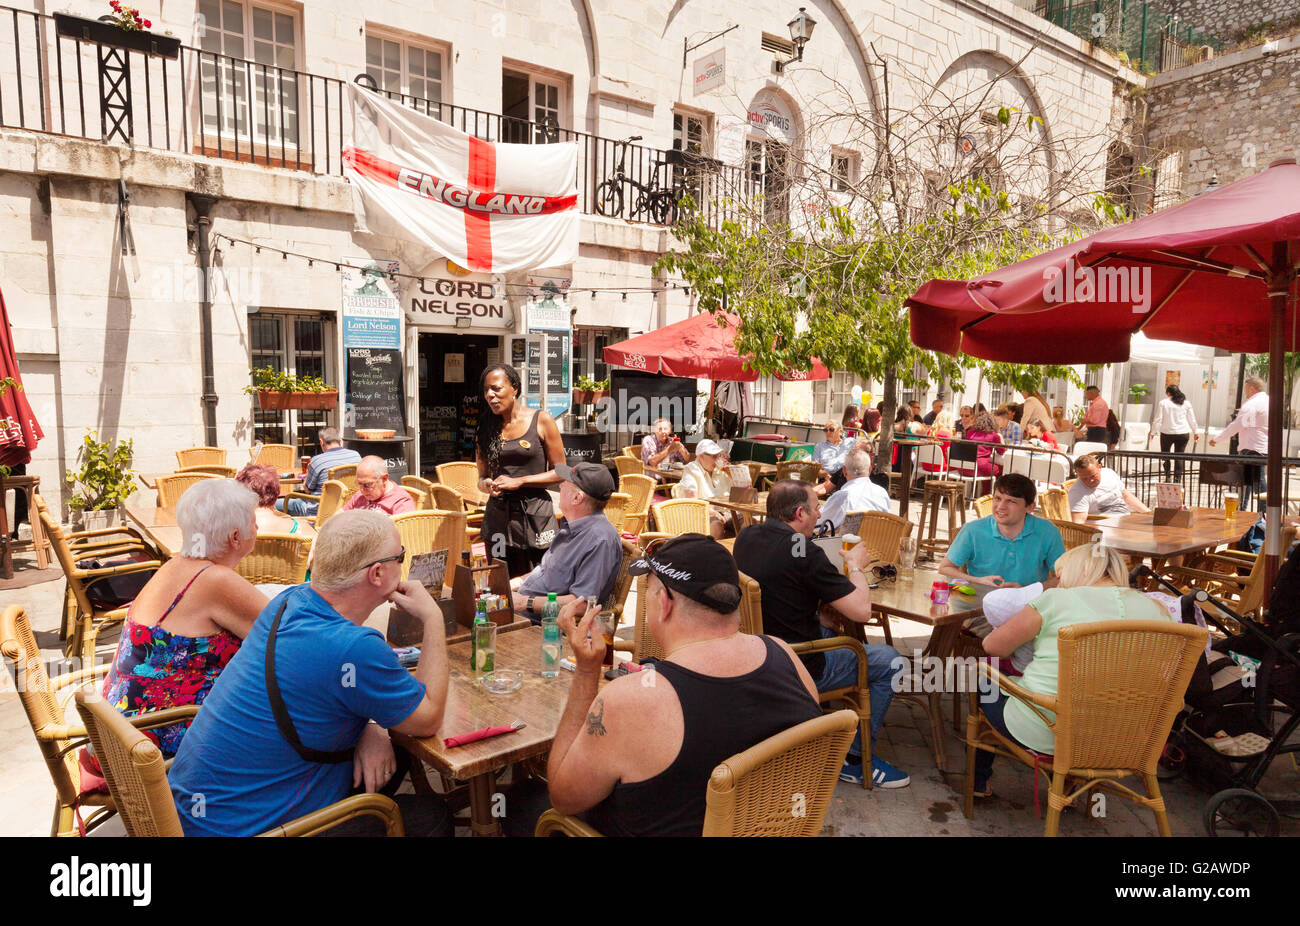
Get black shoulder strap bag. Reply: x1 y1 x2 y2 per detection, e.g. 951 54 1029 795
264 597 355 764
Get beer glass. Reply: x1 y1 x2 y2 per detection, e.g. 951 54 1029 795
1224 492 1239 519
898 537 917 579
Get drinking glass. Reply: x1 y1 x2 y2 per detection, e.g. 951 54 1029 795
596 610 618 669
1224 492 1239 519
898 537 917 579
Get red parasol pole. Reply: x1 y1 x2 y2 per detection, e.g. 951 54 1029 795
1263 240 1294 608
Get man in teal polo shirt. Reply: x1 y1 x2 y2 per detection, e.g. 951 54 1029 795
938 474 1064 589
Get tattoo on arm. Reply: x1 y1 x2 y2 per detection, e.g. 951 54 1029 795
585 699 607 736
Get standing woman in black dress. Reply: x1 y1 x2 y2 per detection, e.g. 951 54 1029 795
475 363 566 577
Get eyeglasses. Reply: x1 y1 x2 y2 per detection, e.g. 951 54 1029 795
870 563 898 586
356 479 383 489
360 546 406 570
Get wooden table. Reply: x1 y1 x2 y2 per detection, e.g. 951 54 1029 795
123 491 181 558
709 492 768 524
649 465 683 485
393 624 602 837
1091 507 1259 567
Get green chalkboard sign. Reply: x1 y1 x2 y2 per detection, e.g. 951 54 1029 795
346 347 407 433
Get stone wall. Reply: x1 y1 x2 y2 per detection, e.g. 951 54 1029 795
1156 0 1296 44
1145 32 1300 197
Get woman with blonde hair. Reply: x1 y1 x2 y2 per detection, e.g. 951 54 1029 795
970 540 1172 796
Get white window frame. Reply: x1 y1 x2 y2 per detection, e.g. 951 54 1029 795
364 29 449 115
196 0 302 152
501 63 570 144
829 148 858 193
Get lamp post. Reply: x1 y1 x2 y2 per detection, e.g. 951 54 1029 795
774 7 817 71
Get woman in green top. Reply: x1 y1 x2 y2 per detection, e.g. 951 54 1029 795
973 541 1171 796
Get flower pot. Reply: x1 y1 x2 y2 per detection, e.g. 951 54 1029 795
571 389 608 404
257 389 338 411
1125 403 1147 424
73 507 123 533
53 13 181 58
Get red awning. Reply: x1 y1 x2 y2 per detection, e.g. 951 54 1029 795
603 311 830 381
0 287 44 468
906 159 1300 364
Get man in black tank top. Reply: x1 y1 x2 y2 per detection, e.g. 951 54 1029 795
538 535 822 837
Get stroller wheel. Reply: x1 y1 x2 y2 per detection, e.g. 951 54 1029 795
1203 788 1280 837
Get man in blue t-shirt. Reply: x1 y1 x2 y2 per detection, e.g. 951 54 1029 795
168 510 449 836
281 427 362 516
938 474 1065 590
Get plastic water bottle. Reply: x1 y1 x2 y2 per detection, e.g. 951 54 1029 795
540 593 561 678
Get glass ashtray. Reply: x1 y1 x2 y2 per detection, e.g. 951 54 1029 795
478 669 523 694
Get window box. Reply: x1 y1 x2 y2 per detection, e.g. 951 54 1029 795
53 13 181 58
257 389 339 411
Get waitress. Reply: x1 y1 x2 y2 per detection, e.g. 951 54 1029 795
475 363 566 577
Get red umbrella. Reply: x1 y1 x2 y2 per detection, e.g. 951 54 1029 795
603 311 830 381
906 157 1300 593
0 287 43 468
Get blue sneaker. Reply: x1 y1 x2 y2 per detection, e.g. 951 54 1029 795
838 760 864 785
870 757 911 789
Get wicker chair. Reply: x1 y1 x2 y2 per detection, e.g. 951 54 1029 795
175 447 226 468
401 485 430 510
603 539 641 622
1037 487 1070 521
776 460 821 483
0 605 196 836
393 510 467 585
614 455 644 478
853 511 914 565
235 533 312 585
739 574 874 788
963 619 1207 836
972 494 993 518
250 443 296 473
604 492 632 533
1159 525 1297 624
312 480 349 528
74 691 404 837
177 464 237 477
651 499 709 535
1049 518 1102 550
402 475 439 502
422 480 483 541
536 709 857 836
39 503 163 667
155 472 221 507
618 474 655 535
435 461 487 508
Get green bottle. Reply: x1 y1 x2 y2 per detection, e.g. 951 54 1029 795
471 600 489 671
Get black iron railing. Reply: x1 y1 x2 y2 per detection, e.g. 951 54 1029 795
0 5 747 228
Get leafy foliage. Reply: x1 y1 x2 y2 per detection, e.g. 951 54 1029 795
1128 382 1150 401
66 431 136 512
243 366 335 394
574 375 609 392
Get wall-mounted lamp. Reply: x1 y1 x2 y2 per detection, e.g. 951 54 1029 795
774 7 817 72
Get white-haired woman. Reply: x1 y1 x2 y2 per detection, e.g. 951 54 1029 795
99 479 269 758
971 541 1172 796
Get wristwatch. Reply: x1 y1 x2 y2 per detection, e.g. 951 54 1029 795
526 596 536 613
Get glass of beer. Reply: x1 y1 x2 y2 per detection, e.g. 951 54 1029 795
597 610 618 669
1224 492 1239 519
898 537 917 579
841 534 860 576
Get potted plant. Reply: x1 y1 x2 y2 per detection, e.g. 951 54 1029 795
244 366 339 411
571 376 609 404
65 431 137 530
1126 382 1150 423
54 3 181 59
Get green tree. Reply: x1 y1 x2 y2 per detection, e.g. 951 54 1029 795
1246 352 1300 428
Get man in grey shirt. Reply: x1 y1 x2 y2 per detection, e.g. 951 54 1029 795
280 427 362 516
511 462 623 621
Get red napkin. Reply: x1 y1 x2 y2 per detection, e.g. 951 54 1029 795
443 725 519 748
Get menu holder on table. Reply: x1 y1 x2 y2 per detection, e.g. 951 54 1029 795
387 598 457 647
729 485 758 504
728 463 752 489
1152 482 1192 526
451 560 514 628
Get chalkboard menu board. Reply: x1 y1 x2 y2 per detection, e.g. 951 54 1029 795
608 371 698 431
346 347 406 433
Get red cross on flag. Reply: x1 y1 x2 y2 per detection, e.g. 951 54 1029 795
344 83 579 273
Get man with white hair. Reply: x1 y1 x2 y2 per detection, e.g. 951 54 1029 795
672 438 733 539
819 448 892 531
1211 374 1269 509
168 510 450 836
343 455 415 515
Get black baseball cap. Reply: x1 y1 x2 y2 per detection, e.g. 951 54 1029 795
628 533 741 613
555 462 615 502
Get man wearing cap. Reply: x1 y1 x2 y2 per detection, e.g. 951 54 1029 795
510 462 623 619
733 479 910 788
536 534 822 836
671 439 733 538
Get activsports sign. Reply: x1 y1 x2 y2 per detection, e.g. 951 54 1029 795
344 83 579 273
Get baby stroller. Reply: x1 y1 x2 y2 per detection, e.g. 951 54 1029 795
1132 564 1300 836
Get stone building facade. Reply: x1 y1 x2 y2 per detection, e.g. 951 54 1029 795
0 0 1143 509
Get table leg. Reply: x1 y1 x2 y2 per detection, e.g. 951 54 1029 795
898 444 913 519
467 773 502 837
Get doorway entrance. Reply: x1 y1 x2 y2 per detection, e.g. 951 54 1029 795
417 332 500 473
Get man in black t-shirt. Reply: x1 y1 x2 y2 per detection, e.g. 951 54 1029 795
733 480 910 788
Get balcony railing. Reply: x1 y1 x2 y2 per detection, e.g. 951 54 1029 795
0 5 747 228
